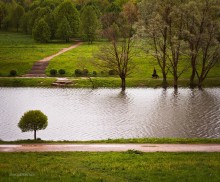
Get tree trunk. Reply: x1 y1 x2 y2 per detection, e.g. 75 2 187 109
121 77 126 91
34 130 36 140
190 59 196 88
174 75 178 90
162 71 168 88
198 79 203 90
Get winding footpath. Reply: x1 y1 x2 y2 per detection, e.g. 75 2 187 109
23 41 82 77
0 144 220 152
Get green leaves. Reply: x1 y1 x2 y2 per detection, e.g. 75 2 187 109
32 19 51 43
18 110 48 132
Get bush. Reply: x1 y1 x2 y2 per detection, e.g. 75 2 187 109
18 110 48 140
101 71 105 75
75 69 82 76
82 69 89 76
10 70 17 76
50 69 57 76
109 69 117 76
93 71 97 76
59 69 66 75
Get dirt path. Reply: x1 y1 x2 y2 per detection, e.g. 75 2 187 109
23 41 82 77
0 144 219 152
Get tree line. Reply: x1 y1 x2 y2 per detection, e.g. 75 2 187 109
0 0 220 91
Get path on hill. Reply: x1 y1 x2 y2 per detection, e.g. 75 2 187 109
23 41 82 77
0 144 219 152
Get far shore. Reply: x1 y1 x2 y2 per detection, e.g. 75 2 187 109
1 77 220 88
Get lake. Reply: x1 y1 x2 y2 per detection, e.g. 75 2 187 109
0 88 219 141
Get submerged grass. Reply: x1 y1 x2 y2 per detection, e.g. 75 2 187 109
0 152 219 181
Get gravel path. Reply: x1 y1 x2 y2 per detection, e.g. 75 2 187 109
0 144 219 152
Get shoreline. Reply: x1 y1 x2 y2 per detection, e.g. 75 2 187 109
1 138 220 145
1 77 220 88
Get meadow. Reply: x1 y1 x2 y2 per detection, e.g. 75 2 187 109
0 32 220 87
0 152 219 181
0 32 71 76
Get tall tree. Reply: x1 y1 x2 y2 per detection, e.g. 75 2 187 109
139 0 170 88
80 5 99 44
183 0 220 88
32 19 51 43
12 4 24 32
95 1 137 91
55 0 80 37
56 17 72 42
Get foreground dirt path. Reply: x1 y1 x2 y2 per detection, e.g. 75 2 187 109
23 41 82 77
0 144 219 152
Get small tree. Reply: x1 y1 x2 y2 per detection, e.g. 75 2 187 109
18 110 48 140
33 19 51 43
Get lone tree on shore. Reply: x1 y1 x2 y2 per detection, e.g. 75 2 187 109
18 110 48 140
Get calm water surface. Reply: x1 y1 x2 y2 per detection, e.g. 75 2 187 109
0 88 219 141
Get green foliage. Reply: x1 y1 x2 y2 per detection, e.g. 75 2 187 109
56 17 72 42
18 110 48 132
55 0 80 37
9 70 17 76
80 5 99 43
75 69 82 76
50 69 57 76
59 69 66 75
33 19 51 43
12 4 24 32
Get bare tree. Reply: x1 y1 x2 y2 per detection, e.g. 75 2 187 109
95 1 137 91
183 0 220 88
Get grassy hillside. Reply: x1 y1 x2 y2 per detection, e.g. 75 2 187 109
0 32 71 76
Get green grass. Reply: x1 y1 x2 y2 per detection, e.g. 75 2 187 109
0 77 56 87
46 41 220 79
0 152 219 181
1 32 220 88
1 138 220 144
1 77 220 88
0 32 71 76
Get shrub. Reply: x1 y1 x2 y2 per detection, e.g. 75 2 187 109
18 110 48 140
59 69 66 75
109 69 117 76
82 69 89 76
93 71 97 76
10 70 17 76
101 71 104 75
50 69 57 76
75 69 82 76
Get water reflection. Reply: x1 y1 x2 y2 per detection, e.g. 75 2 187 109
0 88 219 141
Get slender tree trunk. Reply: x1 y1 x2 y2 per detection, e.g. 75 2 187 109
190 58 196 88
174 73 178 90
121 77 126 91
162 71 168 88
34 130 36 140
198 79 203 90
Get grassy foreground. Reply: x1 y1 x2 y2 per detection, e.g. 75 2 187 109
0 152 219 181
1 138 220 144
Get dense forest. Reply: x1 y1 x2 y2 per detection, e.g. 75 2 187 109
0 0 220 89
